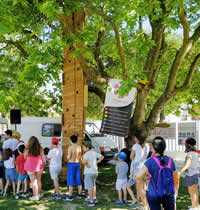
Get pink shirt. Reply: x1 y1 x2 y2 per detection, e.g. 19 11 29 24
24 155 44 172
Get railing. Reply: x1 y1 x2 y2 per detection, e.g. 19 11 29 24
108 135 186 153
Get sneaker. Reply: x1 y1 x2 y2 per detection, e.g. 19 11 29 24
29 196 39 201
93 198 98 204
85 201 95 207
77 194 83 199
63 195 73 201
39 193 44 198
85 194 89 200
15 195 20 200
55 194 62 200
128 202 141 207
115 200 124 204
52 193 57 199
123 200 128 204
21 193 28 198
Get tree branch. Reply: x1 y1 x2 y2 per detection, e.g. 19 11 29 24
175 53 200 93
78 53 107 84
144 18 165 82
178 7 190 43
88 85 105 103
1 39 29 58
190 23 200 42
93 28 109 78
110 20 127 79
23 29 43 44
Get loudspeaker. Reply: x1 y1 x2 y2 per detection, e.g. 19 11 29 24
10 109 21 124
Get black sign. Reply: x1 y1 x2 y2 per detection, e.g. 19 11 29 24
100 102 133 137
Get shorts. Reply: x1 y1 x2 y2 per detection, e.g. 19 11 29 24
18 174 28 181
67 163 82 187
184 174 199 187
84 173 97 190
116 178 127 190
5 168 16 180
0 166 4 178
50 167 61 180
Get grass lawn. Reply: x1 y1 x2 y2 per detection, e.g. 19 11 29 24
0 164 192 210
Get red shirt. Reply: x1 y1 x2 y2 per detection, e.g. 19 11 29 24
16 154 27 174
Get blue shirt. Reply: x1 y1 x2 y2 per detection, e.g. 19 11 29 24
0 151 2 167
145 156 176 186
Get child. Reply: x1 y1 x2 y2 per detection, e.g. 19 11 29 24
127 135 149 207
0 148 4 194
15 144 28 199
64 135 82 201
82 141 104 207
178 137 200 210
47 137 63 199
24 136 44 201
3 148 16 196
115 152 128 205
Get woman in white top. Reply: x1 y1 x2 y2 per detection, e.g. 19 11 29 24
178 138 199 210
127 135 149 207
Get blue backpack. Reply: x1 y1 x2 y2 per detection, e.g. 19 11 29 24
148 156 175 198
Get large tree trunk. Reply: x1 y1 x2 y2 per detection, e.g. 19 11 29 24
61 9 87 180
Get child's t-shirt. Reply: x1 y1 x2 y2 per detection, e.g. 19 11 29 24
185 151 199 176
47 147 63 169
4 157 15 169
83 150 102 174
16 154 26 174
116 161 128 180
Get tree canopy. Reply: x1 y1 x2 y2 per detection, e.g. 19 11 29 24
1 0 200 144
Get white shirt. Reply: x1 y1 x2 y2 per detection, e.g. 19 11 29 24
130 143 150 174
83 150 102 174
4 157 15 169
185 151 199 176
47 147 63 168
3 138 19 151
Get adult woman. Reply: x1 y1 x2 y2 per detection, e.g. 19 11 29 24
24 136 44 201
136 136 176 210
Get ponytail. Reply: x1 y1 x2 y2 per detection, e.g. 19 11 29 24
160 152 165 166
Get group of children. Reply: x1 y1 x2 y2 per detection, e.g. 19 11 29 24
115 136 200 210
0 130 105 207
1 128 200 209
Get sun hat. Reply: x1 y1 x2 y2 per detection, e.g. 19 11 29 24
118 152 127 160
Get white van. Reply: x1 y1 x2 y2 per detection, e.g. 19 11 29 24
11 117 118 163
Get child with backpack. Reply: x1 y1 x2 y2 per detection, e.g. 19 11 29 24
115 152 129 205
178 138 200 210
136 136 176 210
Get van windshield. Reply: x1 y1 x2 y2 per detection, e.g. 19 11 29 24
86 123 104 137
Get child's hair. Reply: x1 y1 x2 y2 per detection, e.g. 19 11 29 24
70 135 78 143
152 136 166 166
3 148 13 161
5 129 12 137
44 147 50 155
185 137 196 153
26 136 42 156
18 144 25 154
135 133 147 146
